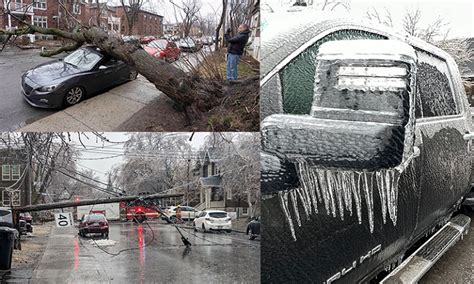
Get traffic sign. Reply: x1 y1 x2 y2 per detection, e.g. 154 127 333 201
54 212 74 227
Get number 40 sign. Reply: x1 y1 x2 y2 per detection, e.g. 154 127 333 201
54 212 74 227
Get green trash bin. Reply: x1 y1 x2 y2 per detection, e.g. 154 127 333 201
0 227 15 270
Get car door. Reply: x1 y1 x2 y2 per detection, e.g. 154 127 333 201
411 49 472 237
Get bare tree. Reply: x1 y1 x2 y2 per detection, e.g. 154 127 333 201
120 0 147 36
366 7 473 73
215 0 228 50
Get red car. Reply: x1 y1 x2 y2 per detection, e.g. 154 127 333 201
78 214 109 238
140 36 156 44
143 39 181 62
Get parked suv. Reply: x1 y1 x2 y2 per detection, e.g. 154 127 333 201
261 18 473 283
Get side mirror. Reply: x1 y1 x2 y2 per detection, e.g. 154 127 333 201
262 40 417 170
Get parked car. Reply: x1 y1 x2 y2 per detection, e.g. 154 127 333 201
162 206 199 223
143 39 181 62
0 207 20 249
21 46 138 109
140 36 156 44
78 214 109 238
19 212 32 224
193 210 232 233
261 17 473 283
246 217 260 240
177 37 201 53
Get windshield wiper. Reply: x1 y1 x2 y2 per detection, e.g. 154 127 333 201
64 61 78 67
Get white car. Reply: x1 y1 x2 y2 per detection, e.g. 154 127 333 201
162 206 200 222
193 210 232 233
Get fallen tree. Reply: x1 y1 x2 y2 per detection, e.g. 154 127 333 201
0 18 259 130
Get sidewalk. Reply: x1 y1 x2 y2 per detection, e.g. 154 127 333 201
19 76 161 132
31 226 109 283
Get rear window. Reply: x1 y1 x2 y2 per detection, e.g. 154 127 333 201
88 215 105 221
209 212 227 218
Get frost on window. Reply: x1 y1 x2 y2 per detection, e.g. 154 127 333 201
279 30 387 115
415 51 458 118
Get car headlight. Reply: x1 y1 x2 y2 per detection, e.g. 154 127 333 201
38 84 60 93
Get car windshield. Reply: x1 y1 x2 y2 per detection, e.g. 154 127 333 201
209 212 227 219
64 48 103 70
87 215 105 221
149 40 167 49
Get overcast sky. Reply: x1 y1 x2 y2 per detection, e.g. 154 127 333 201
263 0 474 39
69 132 208 182
141 0 223 24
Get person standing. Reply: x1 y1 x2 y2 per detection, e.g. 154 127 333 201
224 24 251 81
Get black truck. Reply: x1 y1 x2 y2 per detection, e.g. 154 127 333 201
261 18 473 283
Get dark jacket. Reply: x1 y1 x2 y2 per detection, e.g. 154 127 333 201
224 30 251 55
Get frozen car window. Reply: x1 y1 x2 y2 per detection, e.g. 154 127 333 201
414 49 458 118
209 212 227 218
149 40 167 49
0 209 10 217
279 29 387 115
64 48 103 70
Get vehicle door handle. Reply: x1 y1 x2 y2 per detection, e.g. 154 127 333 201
464 132 474 141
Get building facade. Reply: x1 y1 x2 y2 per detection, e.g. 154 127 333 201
0 148 33 207
0 0 163 37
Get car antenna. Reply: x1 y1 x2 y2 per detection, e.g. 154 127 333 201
174 225 192 247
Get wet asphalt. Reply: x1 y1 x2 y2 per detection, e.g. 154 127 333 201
30 221 260 283
0 48 58 131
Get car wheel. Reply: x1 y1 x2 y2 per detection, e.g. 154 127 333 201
129 69 138 80
226 229 232 233
202 224 207 233
63 86 85 107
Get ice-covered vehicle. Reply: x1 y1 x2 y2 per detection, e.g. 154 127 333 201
261 18 473 283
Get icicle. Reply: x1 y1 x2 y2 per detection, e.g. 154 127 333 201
279 191 296 241
290 190 302 227
376 171 388 224
362 172 375 233
352 172 363 224
279 156 415 239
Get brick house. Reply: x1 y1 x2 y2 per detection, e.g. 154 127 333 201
194 148 249 218
0 0 163 37
0 147 34 207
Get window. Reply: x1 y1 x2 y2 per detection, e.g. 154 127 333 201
33 0 47 9
279 29 387 115
242 208 248 215
73 4 81 15
414 50 458 118
11 165 20 181
2 165 10 181
33 16 48 28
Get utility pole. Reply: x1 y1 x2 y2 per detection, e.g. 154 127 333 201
187 158 190 206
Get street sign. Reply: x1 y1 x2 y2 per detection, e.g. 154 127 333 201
54 212 74 227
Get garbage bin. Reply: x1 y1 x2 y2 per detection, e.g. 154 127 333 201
0 227 15 270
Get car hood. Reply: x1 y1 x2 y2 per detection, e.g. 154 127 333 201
25 60 83 86
144 46 162 55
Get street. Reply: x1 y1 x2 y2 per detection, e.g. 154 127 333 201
27 221 259 283
0 48 57 131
